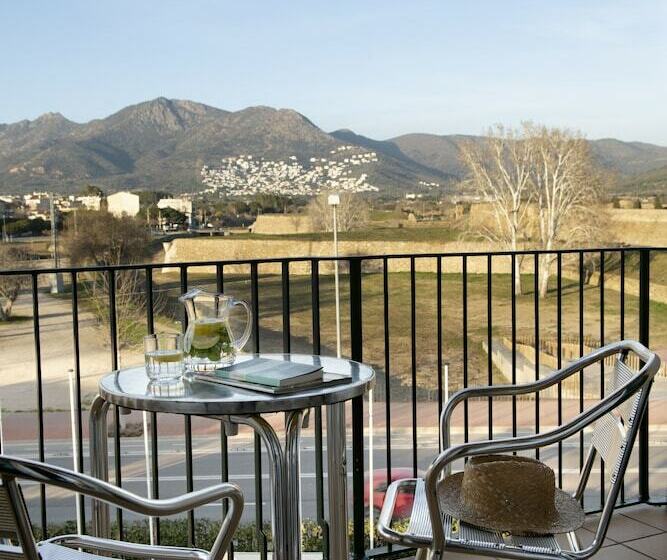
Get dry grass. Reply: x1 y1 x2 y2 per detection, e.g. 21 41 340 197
154 260 667 400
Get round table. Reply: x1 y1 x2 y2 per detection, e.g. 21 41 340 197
89 353 375 560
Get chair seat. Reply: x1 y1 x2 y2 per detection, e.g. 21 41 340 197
38 543 110 560
379 478 562 557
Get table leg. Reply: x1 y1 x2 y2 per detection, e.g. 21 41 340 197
327 402 348 559
229 414 290 559
89 395 110 538
285 410 306 559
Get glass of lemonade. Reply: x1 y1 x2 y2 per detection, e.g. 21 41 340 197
144 333 184 382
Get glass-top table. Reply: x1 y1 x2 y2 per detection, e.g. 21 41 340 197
89 353 375 560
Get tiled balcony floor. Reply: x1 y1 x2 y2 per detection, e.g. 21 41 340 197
407 504 667 560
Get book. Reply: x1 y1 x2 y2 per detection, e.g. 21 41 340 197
195 371 350 395
203 357 323 388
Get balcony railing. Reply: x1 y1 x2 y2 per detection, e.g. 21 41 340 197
0 246 665 559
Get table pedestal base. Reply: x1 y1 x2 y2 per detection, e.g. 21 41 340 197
90 399 350 560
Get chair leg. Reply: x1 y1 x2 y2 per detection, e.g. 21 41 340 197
415 548 429 560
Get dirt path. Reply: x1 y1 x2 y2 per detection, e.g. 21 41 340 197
0 291 142 412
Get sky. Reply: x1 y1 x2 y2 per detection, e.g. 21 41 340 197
1 0 666 144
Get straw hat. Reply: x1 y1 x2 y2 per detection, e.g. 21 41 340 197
438 454 584 535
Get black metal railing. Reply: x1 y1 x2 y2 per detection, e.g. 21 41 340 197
0 246 665 559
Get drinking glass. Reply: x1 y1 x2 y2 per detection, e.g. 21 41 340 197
144 333 184 382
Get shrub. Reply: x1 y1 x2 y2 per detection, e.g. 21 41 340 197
33 517 408 552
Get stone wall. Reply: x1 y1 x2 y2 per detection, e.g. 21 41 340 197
606 209 667 246
249 214 315 234
161 237 515 275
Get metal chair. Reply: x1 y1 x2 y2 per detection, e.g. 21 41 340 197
377 340 661 560
0 455 243 560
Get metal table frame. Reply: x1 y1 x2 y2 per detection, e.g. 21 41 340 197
88 354 374 560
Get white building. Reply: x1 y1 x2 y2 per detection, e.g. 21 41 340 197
75 195 102 211
157 197 193 223
107 191 140 217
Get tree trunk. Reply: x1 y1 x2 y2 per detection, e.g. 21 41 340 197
0 300 12 321
539 254 552 298
514 256 522 296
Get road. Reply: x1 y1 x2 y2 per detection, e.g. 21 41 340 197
6 433 666 526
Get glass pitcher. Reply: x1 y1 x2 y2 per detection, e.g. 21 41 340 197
179 288 252 371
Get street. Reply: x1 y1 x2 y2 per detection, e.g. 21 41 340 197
6 433 666 527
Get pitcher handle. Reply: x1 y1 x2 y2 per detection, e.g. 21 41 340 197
231 299 253 351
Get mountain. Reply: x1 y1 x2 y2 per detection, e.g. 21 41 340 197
386 134 667 179
616 165 667 195
387 133 481 178
588 139 667 175
1 98 667 195
330 129 458 187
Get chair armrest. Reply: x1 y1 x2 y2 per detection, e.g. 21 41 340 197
0 455 243 517
43 536 208 560
440 340 655 450
1 456 243 560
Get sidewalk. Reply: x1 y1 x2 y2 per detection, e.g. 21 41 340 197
2 395 666 443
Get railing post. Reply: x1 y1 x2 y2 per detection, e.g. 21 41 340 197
638 248 650 502
349 258 366 559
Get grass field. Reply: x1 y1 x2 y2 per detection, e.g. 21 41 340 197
153 264 667 400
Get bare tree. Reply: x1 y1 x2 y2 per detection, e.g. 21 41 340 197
307 192 370 232
459 125 533 294
0 245 32 321
527 125 601 297
64 210 163 349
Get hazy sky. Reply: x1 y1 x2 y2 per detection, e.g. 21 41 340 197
2 0 666 144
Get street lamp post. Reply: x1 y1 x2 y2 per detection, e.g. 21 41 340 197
328 193 342 358
49 193 63 294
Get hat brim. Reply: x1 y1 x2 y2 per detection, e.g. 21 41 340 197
438 472 585 535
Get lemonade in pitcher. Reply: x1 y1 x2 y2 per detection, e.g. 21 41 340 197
180 289 252 372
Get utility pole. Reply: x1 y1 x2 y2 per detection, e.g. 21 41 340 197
1 211 7 242
50 193 64 293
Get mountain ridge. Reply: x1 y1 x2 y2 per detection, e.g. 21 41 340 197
2 98 666 195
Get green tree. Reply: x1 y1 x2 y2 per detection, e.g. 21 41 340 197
159 207 188 229
5 217 49 236
80 184 105 197
0 245 33 321
137 190 171 208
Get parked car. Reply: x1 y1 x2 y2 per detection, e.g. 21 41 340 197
364 468 421 519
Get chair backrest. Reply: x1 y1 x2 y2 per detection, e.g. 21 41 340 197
0 478 38 560
579 344 658 553
587 351 647 487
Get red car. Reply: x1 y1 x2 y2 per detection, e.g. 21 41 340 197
364 468 421 519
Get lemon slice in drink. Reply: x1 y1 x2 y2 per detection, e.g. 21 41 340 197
193 319 224 336
151 350 183 363
191 335 220 350
191 320 225 350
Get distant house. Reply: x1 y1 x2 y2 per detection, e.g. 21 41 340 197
76 195 102 211
157 197 193 224
107 191 140 217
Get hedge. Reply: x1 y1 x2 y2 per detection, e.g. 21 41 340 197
34 517 410 553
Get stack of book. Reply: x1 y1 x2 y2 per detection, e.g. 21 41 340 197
195 357 347 394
